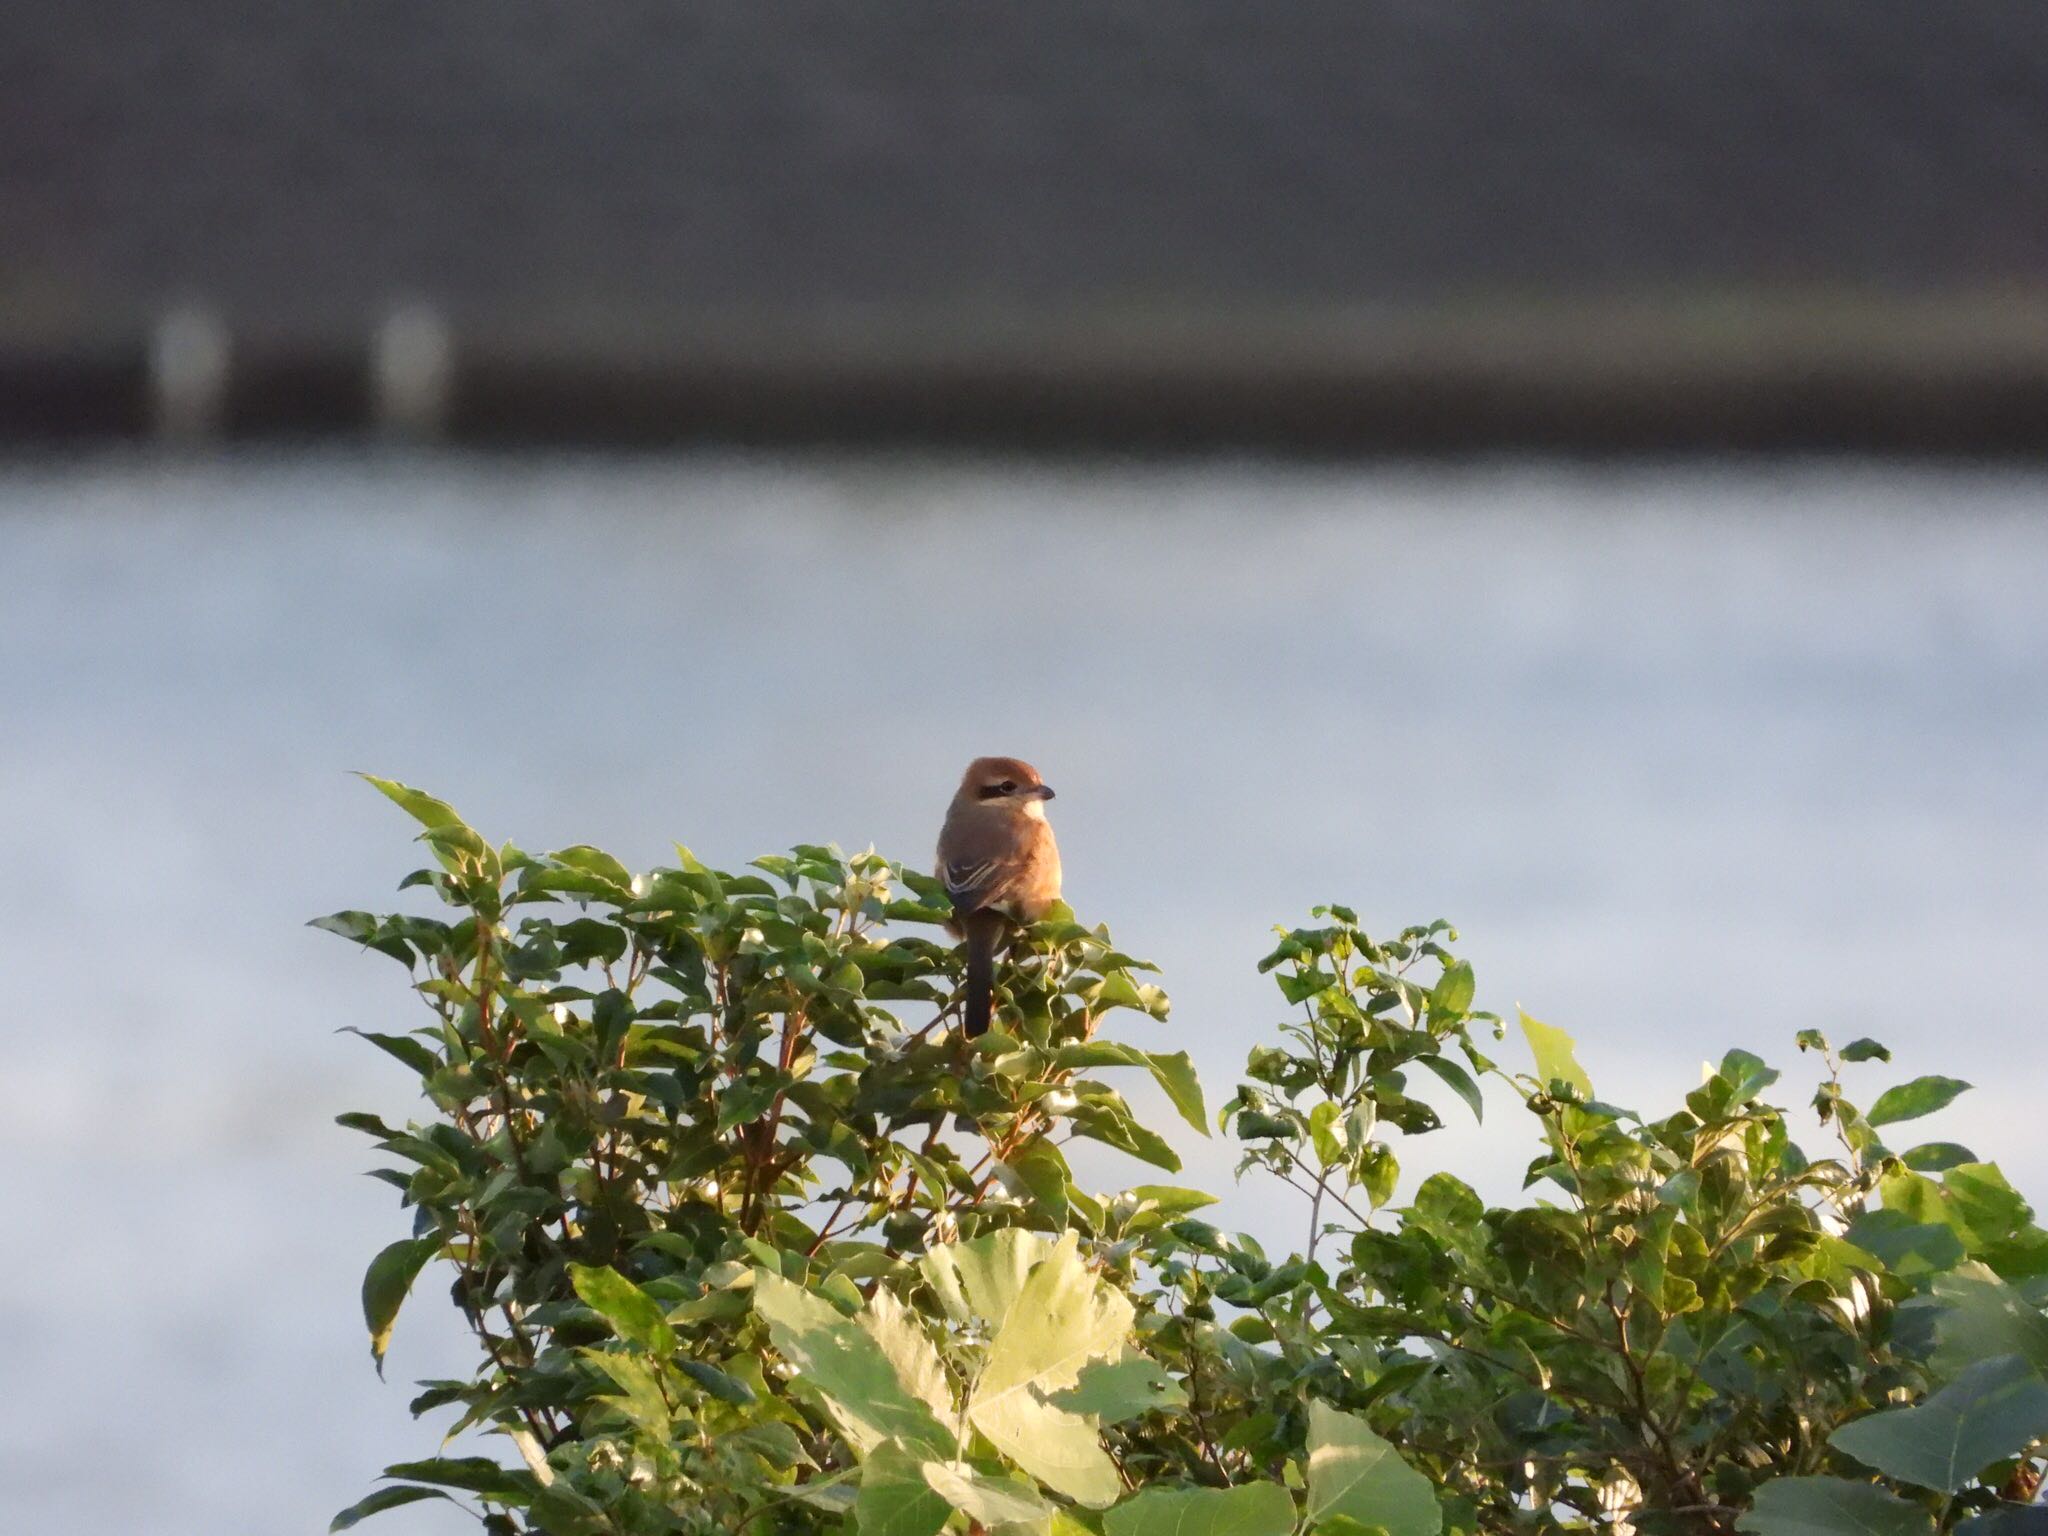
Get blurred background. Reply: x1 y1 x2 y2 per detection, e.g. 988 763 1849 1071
5 5 2048 1532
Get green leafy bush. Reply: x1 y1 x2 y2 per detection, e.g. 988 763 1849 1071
321 779 2048 1536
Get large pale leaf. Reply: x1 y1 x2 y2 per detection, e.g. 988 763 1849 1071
1303 1400 1442 1536
1049 1355 1188 1422
1922 1263 2048 1380
969 1233 1131 1505
1738 1477 1934 1536
1103 1483 1297 1536
853 1441 949 1536
1520 1011 1592 1097
861 1288 957 1432
922 1462 1056 1525
754 1271 954 1456
1830 1355 2048 1492
922 1229 1057 1328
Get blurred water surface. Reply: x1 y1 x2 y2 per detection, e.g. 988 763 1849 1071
4 451 2045 1533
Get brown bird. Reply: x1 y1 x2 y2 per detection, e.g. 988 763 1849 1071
935 756 1063 1039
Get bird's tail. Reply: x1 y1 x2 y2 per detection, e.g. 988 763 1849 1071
961 910 1003 1040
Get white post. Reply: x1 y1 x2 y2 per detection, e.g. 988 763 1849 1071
371 303 453 440
149 307 230 442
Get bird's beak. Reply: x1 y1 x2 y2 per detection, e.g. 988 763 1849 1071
1032 784 1056 801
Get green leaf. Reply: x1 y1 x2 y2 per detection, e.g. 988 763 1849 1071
329 1486 453 1531
1052 1041 1207 1137
362 1236 439 1376
1005 1138 1072 1227
1126 1186 1219 1217
1417 1053 1484 1122
1142 1050 1210 1137
1945 1164 2037 1251
1719 1049 1781 1101
754 1270 955 1456
1303 1400 1441 1536
1430 959 1475 1015
922 1462 1056 1525
1737 1477 1934 1536
1831 1354 2048 1491
380 1457 536 1501
359 774 467 831
568 1264 676 1358
1069 1099 1183 1173
1103 1483 1298 1536
340 1028 440 1076
1360 1144 1400 1210
1868 1075 1972 1127
586 1351 672 1436
310 912 415 965
969 1232 1131 1506
1519 1012 1592 1097
676 1359 756 1404
1842 1038 1892 1063
547 844 635 894
1904 1143 1979 1173
854 1441 950 1536
1049 1355 1188 1422
1846 1211 1966 1278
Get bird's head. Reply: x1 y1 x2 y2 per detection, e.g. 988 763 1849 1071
955 756 1056 817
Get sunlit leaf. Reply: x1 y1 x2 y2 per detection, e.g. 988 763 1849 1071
358 774 467 831
922 1229 1058 1328
853 1441 949 1536
1049 1355 1188 1422
754 1270 954 1456
1303 1400 1441 1536
860 1288 956 1431
1519 1012 1592 1097
969 1233 1130 1505
568 1264 676 1358
1430 959 1475 1015
922 1461 1056 1525
1103 1483 1297 1536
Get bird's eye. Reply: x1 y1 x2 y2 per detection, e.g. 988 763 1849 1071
998 780 1017 794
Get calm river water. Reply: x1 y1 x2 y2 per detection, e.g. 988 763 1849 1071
3 451 2044 1532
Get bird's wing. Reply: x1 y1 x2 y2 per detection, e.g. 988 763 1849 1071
940 852 1023 917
